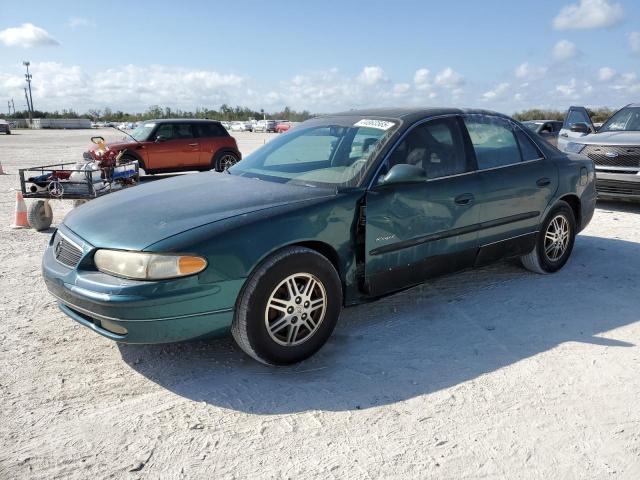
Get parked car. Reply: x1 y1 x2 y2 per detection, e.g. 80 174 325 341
557 104 640 201
254 120 278 133
0 119 11 134
230 121 252 132
522 120 563 146
85 119 241 173
275 121 298 133
44 108 596 365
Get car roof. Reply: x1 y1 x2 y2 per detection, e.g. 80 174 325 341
525 119 562 123
322 107 514 123
145 119 222 124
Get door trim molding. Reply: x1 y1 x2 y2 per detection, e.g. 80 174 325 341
369 210 540 256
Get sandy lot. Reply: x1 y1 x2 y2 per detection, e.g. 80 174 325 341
1 129 640 479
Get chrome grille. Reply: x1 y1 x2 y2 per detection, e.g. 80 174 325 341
53 232 83 268
583 145 640 168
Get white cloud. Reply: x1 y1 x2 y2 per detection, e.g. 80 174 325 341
552 40 578 61
413 68 431 90
515 62 547 80
556 78 578 97
482 82 510 100
66 17 95 28
434 67 464 89
553 0 623 30
629 32 640 55
357 66 386 85
598 67 616 81
392 83 411 95
0 23 59 48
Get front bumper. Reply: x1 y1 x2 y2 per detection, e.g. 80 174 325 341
42 226 243 343
595 170 640 201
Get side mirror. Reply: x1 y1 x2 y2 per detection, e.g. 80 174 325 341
155 135 167 143
570 122 590 134
379 163 427 186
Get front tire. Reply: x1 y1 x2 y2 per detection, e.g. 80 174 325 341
231 246 342 365
521 200 576 274
27 200 53 231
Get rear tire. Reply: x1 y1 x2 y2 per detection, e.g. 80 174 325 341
213 151 240 172
231 246 342 365
521 200 576 274
27 200 53 231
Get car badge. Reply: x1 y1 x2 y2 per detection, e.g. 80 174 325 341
605 152 619 158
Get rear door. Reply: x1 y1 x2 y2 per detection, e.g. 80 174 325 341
462 114 558 263
558 106 595 151
364 116 482 296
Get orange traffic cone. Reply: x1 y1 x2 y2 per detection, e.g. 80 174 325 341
10 191 29 229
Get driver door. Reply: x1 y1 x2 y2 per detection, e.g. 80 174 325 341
558 106 595 151
146 123 201 170
364 116 482 296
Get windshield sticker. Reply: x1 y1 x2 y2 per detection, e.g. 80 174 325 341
354 119 396 130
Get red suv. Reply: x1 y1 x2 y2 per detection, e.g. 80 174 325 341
85 119 241 173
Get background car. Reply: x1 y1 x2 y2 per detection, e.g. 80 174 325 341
45 108 596 366
275 121 295 133
254 120 278 133
557 104 640 201
86 119 241 173
522 120 563 146
0 119 11 134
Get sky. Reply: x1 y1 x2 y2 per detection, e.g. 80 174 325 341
1 0 639 115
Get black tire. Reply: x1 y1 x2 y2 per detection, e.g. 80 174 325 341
231 246 342 365
212 151 240 172
27 200 53 231
521 200 576 274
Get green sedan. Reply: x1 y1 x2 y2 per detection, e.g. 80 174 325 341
42 108 597 365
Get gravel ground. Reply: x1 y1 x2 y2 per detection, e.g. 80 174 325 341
1 129 640 479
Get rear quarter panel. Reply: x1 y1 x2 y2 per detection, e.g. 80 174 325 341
548 153 596 231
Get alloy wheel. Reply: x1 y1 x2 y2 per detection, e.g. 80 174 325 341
220 154 237 170
264 273 327 346
544 214 571 262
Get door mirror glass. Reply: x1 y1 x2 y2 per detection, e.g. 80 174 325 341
379 163 426 186
570 122 589 134
155 135 167 142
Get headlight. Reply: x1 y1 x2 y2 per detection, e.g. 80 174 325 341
94 250 207 280
565 142 586 154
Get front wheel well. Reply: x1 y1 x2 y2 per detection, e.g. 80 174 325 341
292 241 341 277
558 194 581 231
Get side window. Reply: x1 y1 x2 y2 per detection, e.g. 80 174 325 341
515 129 543 161
463 115 521 169
175 124 194 139
387 117 469 179
154 124 175 140
196 123 225 138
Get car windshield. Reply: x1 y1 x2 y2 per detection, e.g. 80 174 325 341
129 123 155 141
600 107 640 132
229 117 400 187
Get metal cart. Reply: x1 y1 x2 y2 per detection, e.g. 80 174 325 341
18 160 139 231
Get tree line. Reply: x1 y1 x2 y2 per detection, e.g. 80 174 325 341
512 107 617 123
6 104 314 122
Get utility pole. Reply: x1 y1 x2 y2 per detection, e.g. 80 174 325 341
24 88 32 125
7 101 10 116
11 99 15 115
23 61 34 122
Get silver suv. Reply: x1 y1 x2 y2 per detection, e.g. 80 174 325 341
557 104 640 201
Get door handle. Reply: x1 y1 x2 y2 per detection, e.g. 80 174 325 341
536 177 551 187
454 193 474 205
188 143 199 147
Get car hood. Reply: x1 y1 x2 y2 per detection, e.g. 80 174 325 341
574 131 640 146
63 173 336 250
88 139 137 151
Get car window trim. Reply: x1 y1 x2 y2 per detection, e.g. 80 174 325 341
367 113 473 189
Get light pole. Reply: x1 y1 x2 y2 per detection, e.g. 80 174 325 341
24 88 32 124
23 61 34 122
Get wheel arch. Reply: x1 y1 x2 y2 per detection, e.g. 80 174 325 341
120 149 145 169
557 194 581 231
